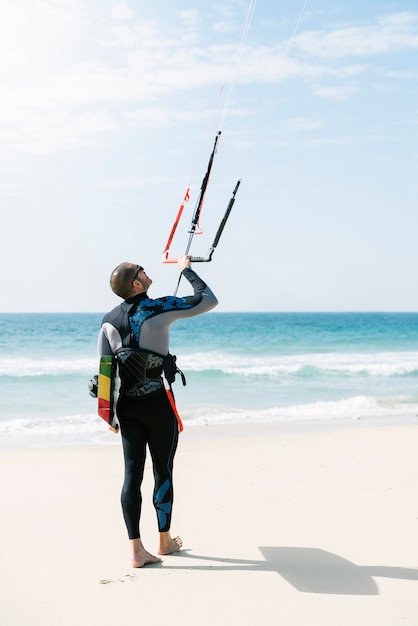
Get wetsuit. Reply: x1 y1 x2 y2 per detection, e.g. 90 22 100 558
97 267 217 539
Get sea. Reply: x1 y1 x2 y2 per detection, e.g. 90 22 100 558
1 312 418 448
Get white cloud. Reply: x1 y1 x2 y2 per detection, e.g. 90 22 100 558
5 110 120 156
93 174 170 190
177 9 201 32
312 83 361 101
304 132 400 147
387 69 418 80
1 6 417 157
124 108 172 128
287 117 325 131
111 2 133 21
292 12 418 59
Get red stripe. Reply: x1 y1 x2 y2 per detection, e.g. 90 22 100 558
165 388 183 432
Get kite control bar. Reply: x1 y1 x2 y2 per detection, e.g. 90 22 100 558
162 131 240 264
188 179 241 262
162 131 221 264
161 178 241 264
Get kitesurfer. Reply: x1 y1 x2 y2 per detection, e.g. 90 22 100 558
97 256 217 567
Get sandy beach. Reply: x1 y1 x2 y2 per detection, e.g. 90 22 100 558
1 421 417 626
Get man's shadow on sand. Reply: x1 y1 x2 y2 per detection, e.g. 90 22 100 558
172 547 418 595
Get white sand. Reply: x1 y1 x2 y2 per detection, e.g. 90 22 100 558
1 422 418 626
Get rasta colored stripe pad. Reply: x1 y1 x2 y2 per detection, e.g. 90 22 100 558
98 356 114 424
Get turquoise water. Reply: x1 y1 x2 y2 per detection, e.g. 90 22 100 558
1 312 418 447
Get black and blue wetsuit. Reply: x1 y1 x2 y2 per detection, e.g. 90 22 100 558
97 267 217 539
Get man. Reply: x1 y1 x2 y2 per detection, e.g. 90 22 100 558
97 256 218 567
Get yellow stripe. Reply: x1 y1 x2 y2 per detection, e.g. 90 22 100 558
98 372 111 400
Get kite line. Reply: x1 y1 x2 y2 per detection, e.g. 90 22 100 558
161 0 310 292
161 0 256 276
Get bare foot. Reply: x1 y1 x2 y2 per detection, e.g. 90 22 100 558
131 538 161 568
158 533 183 555
132 551 161 568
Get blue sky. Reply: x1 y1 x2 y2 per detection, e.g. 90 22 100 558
1 0 417 312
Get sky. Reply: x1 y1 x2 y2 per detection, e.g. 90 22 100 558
1 0 418 313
